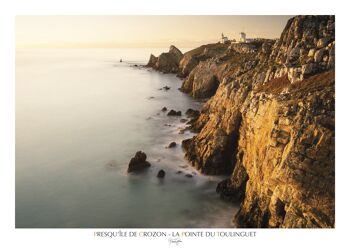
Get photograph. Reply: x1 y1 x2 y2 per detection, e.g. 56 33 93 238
15 15 335 229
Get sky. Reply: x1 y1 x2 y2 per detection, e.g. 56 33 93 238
16 16 293 48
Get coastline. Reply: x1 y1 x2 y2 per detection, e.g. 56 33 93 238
146 15 335 228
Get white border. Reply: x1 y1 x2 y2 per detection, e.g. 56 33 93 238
1 0 349 249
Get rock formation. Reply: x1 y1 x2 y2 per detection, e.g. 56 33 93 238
148 15 335 228
157 169 166 178
168 142 177 148
167 110 181 116
127 151 151 173
146 45 183 73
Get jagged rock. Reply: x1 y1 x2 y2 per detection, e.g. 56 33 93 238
288 67 302 83
301 63 317 76
216 155 248 202
157 169 166 178
147 54 158 67
314 48 325 63
287 45 301 66
317 37 330 48
148 15 335 228
127 151 151 173
180 60 222 98
180 15 335 227
234 71 334 228
167 110 181 116
146 45 183 73
179 54 199 77
185 108 200 118
169 45 183 61
308 49 316 57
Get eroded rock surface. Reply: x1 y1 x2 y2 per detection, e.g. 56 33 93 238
148 15 335 228
185 15 335 227
146 45 183 73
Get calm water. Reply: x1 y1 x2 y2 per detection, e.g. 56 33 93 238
16 48 237 228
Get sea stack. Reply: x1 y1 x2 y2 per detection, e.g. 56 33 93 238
127 151 151 173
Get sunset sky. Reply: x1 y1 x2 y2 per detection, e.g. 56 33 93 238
16 16 293 48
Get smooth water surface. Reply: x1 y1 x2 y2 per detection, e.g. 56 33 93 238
16 48 237 228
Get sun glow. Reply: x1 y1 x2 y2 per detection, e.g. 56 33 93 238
16 15 292 48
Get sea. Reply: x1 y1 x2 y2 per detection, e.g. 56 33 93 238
15 48 237 228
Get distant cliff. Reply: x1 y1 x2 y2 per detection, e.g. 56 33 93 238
146 45 183 73
146 15 335 228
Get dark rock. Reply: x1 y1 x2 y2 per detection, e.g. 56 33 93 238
167 110 182 116
146 45 183 73
185 108 200 118
146 54 157 67
157 169 166 178
180 118 188 123
161 107 167 112
176 170 183 174
185 174 193 178
127 151 151 173
216 163 248 202
168 142 177 148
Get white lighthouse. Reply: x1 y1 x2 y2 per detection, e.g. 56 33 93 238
221 33 229 44
240 32 246 43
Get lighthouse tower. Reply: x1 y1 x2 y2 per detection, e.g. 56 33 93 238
221 33 229 44
240 32 246 43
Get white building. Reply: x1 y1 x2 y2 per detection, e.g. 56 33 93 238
240 32 247 43
221 33 229 44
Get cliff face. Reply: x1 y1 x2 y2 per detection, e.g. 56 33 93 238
148 15 335 228
146 45 183 73
232 71 335 228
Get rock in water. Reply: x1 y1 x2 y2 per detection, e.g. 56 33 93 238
146 54 157 67
127 151 151 173
157 169 166 178
180 118 188 123
161 107 167 112
146 45 183 73
167 110 181 116
185 108 200 118
168 142 177 148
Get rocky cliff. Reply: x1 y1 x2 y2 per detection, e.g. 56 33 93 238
148 15 335 228
146 45 184 73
